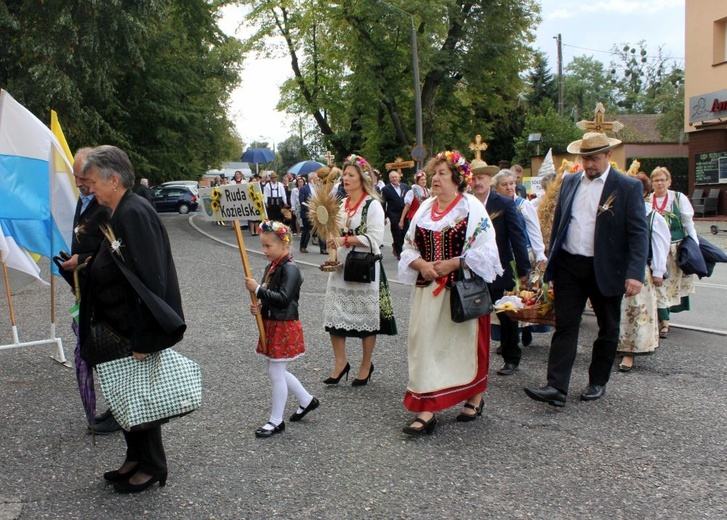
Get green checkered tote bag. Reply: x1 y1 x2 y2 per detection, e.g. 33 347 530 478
97 349 202 431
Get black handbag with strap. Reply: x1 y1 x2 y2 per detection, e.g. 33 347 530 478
450 259 493 323
343 234 382 283
80 320 132 367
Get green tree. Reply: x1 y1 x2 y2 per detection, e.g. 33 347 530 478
0 0 243 182
513 101 582 165
525 52 557 109
563 56 614 122
239 0 540 167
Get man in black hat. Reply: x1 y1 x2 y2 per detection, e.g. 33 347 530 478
524 132 648 407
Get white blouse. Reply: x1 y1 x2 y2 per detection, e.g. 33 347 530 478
646 204 670 279
647 190 698 243
514 197 547 263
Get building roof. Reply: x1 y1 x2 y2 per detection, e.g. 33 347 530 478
608 114 662 142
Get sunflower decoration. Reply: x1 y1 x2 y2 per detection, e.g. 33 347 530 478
248 184 267 220
210 186 222 212
305 188 342 271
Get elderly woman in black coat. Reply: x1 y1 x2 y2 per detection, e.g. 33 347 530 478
81 145 185 493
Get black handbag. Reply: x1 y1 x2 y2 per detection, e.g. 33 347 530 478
450 259 493 323
80 321 132 367
343 235 382 283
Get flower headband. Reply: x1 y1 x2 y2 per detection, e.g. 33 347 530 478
415 170 427 180
435 150 472 184
260 220 291 243
344 154 372 177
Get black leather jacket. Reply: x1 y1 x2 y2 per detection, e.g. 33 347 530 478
257 256 302 321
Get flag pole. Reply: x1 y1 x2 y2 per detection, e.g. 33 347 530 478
2 260 20 344
232 221 266 351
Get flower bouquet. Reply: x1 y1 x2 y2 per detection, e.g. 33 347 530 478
494 266 555 326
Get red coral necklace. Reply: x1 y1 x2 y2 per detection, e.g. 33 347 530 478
345 193 367 218
652 193 668 214
431 193 462 221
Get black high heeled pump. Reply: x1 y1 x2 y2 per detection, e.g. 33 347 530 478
403 415 437 436
113 473 167 493
351 363 374 387
323 362 350 385
104 463 139 482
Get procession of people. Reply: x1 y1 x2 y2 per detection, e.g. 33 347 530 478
50 105 716 496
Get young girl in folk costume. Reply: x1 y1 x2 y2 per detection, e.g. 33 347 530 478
245 221 319 438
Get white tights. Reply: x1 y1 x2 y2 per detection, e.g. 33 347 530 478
266 360 312 426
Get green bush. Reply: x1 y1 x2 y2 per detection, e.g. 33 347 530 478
627 156 689 194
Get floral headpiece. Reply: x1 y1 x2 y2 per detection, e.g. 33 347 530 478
435 150 472 184
415 170 427 180
260 220 291 243
344 154 372 177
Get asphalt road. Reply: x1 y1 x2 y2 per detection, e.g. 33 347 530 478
0 212 725 519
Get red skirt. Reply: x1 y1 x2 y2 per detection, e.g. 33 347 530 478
403 314 490 413
256 320 305 361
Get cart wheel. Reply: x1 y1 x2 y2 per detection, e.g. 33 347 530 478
711 225 719 235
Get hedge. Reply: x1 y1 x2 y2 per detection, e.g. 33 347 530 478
627 156 689 194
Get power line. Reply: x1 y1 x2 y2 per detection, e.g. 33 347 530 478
563 43 685 61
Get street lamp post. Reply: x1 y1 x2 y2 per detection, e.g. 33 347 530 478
378 1 424 167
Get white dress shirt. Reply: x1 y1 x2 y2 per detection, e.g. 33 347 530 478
563 167 611 257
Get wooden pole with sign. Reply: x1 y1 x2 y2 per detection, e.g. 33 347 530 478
232 220 267 352
385 157 415 178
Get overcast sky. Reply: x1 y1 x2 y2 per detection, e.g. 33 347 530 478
220 0 686 148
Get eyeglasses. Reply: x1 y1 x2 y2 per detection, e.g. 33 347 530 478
652 178 668 183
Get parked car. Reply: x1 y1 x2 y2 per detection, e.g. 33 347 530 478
151 186 198 214
161 180 199 196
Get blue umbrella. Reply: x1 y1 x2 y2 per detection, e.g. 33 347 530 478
241 147 275 164
287 160 325 176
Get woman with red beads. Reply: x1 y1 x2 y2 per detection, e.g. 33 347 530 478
398 151 501 436
323 154 397 387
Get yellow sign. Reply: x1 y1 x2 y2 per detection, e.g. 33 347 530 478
199 183 267 221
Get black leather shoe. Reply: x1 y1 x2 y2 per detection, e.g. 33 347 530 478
103 463 138 482
524 385 567 407
89 414 122 435
290 397 319 422
580 384 606 401
403 415 437 436
497 362 519 376
522 329 533 347
495 345 503 356
255 421 285 438
113 473 167 493
94 408 114 424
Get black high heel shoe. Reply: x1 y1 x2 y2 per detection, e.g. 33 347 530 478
323 362 350 385
456 397 484 422
351 363 374 387
113 473 167 493
104 463 139 482
403 415 437 436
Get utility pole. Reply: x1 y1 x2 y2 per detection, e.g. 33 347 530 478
555 33 564 117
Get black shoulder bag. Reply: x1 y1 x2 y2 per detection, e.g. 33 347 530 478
450 258 493 323
343 234 382 283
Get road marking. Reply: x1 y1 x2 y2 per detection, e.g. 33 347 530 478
188 215 408 284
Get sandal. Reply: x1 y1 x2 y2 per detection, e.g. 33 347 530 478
456 398 484 422
659 323 669 339
619 356 633 372
403 415 437 436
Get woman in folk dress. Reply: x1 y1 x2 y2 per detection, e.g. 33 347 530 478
323 155 397 386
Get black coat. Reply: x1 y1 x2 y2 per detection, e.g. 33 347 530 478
60 196 111 288
485 190 531 291
545 168 648 296
381 182 409 218
81 190 185 354
257 255 302 321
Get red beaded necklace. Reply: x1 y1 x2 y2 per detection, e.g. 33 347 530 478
431 193 462 221
345 193 367 218
652 192 668 214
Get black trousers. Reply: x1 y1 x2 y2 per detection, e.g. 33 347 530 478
547 252 623 393
490 287 521 364
123 425 167 477
389 212 406 256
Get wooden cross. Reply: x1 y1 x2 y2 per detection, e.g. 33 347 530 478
576 102 624 133
324 150 335 166
468 134 488 160
385 157 415 176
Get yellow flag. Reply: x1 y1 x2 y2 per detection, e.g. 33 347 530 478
50 110 78 197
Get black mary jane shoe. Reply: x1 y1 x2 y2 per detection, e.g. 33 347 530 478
456 399 484 423
113 473 167 494
103 464 139 483
290 397 320 422
255 421 285 438
402 415 437 436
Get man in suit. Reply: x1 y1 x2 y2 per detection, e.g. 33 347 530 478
298 171 327 254
134 178 154 202
511 164 528 199
60 147 120 435
471 160 531 376
525 133 648 407
380 171 409 259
